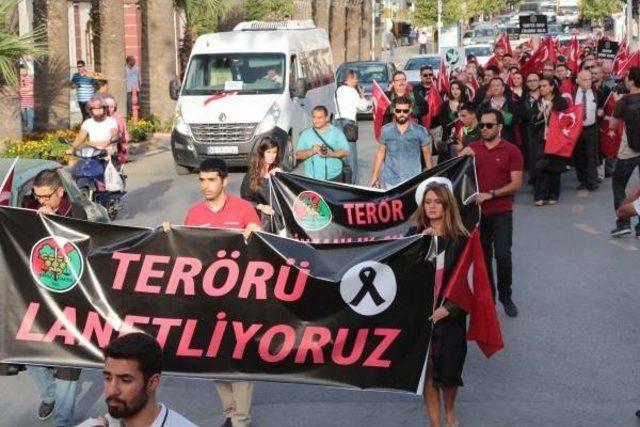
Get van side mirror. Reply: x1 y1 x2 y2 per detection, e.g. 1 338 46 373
169 78 181 100
290 78 308 98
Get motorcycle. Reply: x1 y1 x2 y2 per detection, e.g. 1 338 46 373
71 145 127 220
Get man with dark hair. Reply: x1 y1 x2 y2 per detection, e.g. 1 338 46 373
451 102 480 155
370 95 433 188
460 109 524 317
125 55 140 118
609 66 640 237
295 105 350 181
542 61 556 80
25 169 87 219
70 60 96 121
163 158 260 426
480 77 519 144
77 333 195 426
413 65 435 127
384 70 424 124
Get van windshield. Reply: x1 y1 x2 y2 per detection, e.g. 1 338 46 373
182 53 286 95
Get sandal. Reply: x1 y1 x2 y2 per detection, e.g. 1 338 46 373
546 200 558 205
534 200 544 206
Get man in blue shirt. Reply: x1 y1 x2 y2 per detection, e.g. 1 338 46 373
295 105 350 182
370 96 433 188
71 60 96 121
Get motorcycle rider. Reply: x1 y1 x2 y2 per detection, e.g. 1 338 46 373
103 94 129 164
67 94 119 155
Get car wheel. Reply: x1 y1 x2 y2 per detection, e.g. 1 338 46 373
281 134 296 172
175 164 193 175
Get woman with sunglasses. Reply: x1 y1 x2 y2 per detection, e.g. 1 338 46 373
407 181 469 427
436 80 468 164
240 137 282 231
532 77 569 206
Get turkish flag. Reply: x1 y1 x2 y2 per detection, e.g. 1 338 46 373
441 228 504 358
0 157 18 206
615 50 640 78
545 104 584 157
437 60 450 94
494 33 512 56
566 36 580 76
485 54 500 70
600 93 623 158
521 37 556 76
372 80 390 140
466 75 479 101
559 79 575 106
423 86 443 129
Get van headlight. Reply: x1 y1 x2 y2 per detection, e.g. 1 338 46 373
256 103 281 134
174 115 192 136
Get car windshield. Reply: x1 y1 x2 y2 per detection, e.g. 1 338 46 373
182 53 286 95
336 63 388 83
541 4 555 12
474 28 496 38
404 57 440 70
465 46 492 57
558 6 578 14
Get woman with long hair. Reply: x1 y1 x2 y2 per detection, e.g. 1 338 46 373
509 70 524 100
519 72 542 179
532 77 569 206
437 80 468 164
408 182 469 427
240 137 282 230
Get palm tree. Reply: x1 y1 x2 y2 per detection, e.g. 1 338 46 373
0 0 45 141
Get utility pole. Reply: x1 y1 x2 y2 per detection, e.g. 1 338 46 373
628 0 633 48
437 0 442 52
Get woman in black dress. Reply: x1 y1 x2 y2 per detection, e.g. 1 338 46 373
408 181 469 427
437 80 468 164
240 137 282 231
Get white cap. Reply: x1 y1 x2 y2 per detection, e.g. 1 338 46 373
415 177 454 206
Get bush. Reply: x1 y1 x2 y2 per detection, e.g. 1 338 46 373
127 118 155 142
2 130 75 161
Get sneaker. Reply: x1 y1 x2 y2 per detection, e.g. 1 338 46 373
38 401 55 421
220 419 232 427
500 297 518 318
611 226 632 237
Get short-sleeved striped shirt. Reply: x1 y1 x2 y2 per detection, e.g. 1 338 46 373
20 75 34 108
71 72 95 102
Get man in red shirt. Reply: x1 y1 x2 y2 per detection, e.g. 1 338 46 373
164 158 260 427
461 108 523 317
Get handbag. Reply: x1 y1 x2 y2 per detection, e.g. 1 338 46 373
335 88 359 142
312 128 352 183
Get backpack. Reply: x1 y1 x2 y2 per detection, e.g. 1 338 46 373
622 96 640 152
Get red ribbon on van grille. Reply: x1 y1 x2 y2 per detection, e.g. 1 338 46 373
203 91 237 106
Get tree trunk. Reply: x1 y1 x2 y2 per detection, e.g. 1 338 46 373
96 0 126 113
33 0 70 131
0 87 21 143
345 0 361 61
359 0 372 60
329 1 346 64
292 0 312 19
142 0 177 120
312 0 330 31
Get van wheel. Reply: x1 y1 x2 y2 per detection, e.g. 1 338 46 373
175 164 193 175
282 135 296 171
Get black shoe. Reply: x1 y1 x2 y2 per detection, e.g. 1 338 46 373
636 409 640 418
586 184 599 191
38 401 55 421
500 297 518 318
576 184 587 190
220 418 232 427
611 226 632 238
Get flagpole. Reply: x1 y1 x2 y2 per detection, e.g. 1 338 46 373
0 157 19 193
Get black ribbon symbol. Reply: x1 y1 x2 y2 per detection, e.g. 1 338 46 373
349 267 385 307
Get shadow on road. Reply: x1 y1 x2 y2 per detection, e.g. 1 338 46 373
119 179 174 220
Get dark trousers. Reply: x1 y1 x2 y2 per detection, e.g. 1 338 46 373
126 91 133 118
534 170 561 201
574 125 599 188
480 212 513 300
78 101 90 121
419 43 427 54
612 155 640 229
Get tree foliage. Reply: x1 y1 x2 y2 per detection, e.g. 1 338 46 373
245 0 294 21
581 0 623 21
413 0 462 27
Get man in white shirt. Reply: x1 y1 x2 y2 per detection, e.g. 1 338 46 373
68 94 119 155
574 69 603 191
335 69 370 184
418 29 428 54
76 333 196 427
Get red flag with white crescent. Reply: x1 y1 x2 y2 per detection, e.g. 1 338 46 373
615 50 640 78
0 157 18 206
559 79 575 106
567 36 580 76
600 93 623 158
494 33 512 56
545 104 584 157
423 86 443 129
371 80 391 140
521 37 556 76
437 60 450 94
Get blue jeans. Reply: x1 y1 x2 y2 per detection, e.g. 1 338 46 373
21 107 34 133
28 366 78 426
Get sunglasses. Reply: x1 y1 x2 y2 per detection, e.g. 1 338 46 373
395 108 410 114
479 122 497 129
422 73 433 77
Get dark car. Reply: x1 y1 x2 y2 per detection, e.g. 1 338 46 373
335 61 397 119
0 158 109 222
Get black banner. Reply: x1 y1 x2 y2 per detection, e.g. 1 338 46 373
0 207 436 393
519 15 548 35
597 40 619 60
506 26 521 40
270 156 479 242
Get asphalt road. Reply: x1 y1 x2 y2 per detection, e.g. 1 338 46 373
1 117 640 426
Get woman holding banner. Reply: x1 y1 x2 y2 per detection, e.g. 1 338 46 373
240 137 282 231
532 77 569 206
408 179 468 427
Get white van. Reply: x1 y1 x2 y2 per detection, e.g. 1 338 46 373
170 20 337 174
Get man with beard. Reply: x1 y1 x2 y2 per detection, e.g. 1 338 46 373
413 65 437 128
67 94 118 155
77 333 196 426
460 109 523 317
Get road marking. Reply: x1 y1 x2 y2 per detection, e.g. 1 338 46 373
573 223 601 235
609 239 639 251
572 204 585 213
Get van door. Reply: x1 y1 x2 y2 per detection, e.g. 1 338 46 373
289 54 311 139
